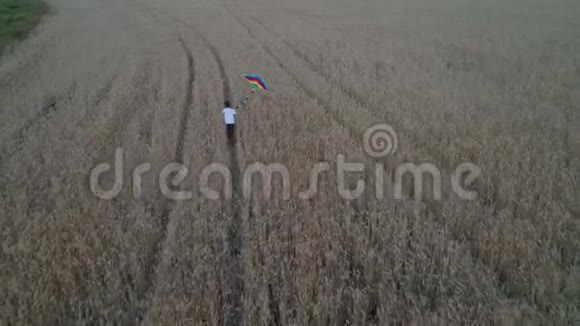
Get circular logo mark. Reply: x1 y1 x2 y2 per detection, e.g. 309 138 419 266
363 123 398 158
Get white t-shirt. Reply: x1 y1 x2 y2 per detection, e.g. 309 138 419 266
222 107 236 125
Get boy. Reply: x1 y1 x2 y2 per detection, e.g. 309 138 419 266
222 100 237 143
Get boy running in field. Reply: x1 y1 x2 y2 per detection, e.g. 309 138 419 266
222 100 237 143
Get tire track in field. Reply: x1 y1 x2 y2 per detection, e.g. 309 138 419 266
568 128 580 220
133 35 196 323
138 109 153 153
82 65 154 222
93 64 154 159
226 141 244 326
204 38 233 101
0 86 76 165
168 12 245 323
169 13 233 101
92 76 117 112
196 27 244 325
175 36 195 163
0 101 57 162
132 0 233 102
223 6 526 310
1 56 122 167
26 65 149 218
121 3 246 321
125 5 244 325
192 25 244 326
0 67 130 242
142 6 245 322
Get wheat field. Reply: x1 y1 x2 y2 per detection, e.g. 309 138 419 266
0 0 579 324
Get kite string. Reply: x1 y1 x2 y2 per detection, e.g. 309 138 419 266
235 90 255 110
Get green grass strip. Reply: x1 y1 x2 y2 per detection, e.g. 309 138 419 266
0 0 48 55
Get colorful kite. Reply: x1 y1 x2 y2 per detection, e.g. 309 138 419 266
242 74 269 91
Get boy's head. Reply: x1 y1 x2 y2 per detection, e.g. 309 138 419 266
224 100 231 108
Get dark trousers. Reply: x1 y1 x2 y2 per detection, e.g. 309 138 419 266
225 123 235 141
